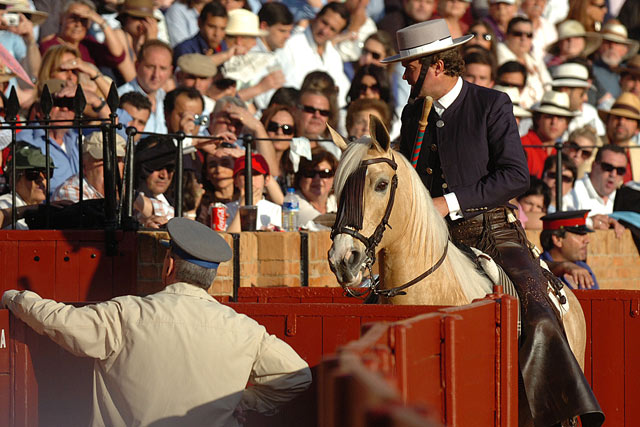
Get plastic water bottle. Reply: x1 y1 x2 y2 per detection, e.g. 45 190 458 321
282 188 299 231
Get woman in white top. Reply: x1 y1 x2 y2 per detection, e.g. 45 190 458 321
294 147 338 226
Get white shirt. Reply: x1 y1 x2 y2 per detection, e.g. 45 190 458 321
563 174 616 227
3 283 311 427
277 27 351 108
117 79 167 134
0 192 28 230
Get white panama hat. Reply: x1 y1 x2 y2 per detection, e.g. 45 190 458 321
225 9 268 37
550 63 591 89
529 91 579 117
381 19 473 64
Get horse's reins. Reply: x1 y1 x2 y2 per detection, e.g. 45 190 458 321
331 153 449 299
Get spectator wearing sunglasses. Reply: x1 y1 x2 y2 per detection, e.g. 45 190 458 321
0 143 54 230
563 144 628 235
133 135 177 228
497 17 551 110
39 0 126 81
17 80 107 194
225 154 282 232
296 89 341 157
562 126 599 179
542 153 577 213
260 104 297 189
518 0 557 66
464 20 498 60
294 146 338 226
53 131 126 203
598 92 640 183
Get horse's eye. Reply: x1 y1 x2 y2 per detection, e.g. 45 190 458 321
375 180 388 192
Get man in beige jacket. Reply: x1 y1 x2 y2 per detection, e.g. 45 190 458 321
2 218 311 426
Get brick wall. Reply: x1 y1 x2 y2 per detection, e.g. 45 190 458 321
137 229 640 297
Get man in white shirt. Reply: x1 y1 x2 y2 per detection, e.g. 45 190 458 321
563 144 627 235
117 39 174 134
2 217 311 426
277 3 351 107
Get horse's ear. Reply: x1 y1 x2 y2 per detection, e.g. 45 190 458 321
370 115 391 154
327 124 348 151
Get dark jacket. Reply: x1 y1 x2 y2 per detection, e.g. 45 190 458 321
399 80 529 218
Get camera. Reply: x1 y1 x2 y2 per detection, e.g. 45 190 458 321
193 114 209 126
3 13 19 27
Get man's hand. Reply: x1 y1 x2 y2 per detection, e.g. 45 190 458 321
432 196 450 217
1 290 21 309
557 262 594 289
592 214 626 238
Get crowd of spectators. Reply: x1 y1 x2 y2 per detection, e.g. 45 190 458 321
0 0 638 245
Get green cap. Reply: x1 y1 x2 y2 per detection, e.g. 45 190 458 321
12 142 55 170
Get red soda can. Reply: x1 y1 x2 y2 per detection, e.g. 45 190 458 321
210 203 227 231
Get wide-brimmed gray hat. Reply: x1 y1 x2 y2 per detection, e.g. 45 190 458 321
550 63 591 89
381 19 473 64
529 91 579 117
599 20 640 61
547 20 602 57
161 218 232 268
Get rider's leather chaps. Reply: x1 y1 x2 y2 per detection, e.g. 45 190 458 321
448 207 604 427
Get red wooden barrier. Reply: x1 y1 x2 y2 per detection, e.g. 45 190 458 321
0 230 137 301
318 297 519 427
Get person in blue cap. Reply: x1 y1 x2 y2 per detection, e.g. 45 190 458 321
2 218 311 426
540 209 600 289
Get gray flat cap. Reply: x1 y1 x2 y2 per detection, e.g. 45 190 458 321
164 218 231 268
177 54 218 78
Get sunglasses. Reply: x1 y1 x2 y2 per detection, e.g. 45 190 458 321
300 105 330 117
510 30 533 39
362 47 382 61
598 161 626 175
565 141 593 159
266 121 295 135
53 96 75 110
301 168 334 179
544 170 573 183
360 83 380 93
67 13 89 26
24 169 52 181
471 31 492 42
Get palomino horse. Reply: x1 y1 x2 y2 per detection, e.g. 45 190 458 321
327 117 586 368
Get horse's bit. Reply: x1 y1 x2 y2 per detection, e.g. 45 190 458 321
331 154 449 299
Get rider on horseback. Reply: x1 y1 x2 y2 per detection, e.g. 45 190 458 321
382 19 604 427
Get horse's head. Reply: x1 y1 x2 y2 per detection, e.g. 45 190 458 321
328 116 399 290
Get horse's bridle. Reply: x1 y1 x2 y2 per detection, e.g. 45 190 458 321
331 154 449 299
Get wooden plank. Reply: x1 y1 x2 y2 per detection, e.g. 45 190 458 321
394 313 445 423
591 299 625 425
322 316 361 356
442 303 496 427
77 243 113 301
0 374 10 427
0 311 9 374
112 232 137 297
0 240 18 294
18 241 55 298
625 298 640 423
54 240 80 302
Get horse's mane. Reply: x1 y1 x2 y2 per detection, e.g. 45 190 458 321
334 137 491 302
334 137 371 201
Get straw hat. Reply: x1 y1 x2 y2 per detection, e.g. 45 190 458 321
616 54 640 76
599 20 640 61
529 91 578 117
598 92 640 123
3 0 49 26
550 62 591 88
225 9 267 37
493 85 531 118
381 19 472 64
547 20 602 57
118 0 158 20
83 131 126 159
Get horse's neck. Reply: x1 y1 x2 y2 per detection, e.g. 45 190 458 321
380 172 489 306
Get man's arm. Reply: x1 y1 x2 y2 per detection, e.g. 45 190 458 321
238 333 312 415
2 290 124 359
